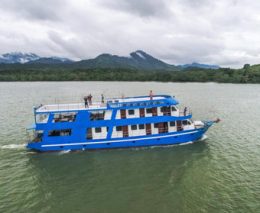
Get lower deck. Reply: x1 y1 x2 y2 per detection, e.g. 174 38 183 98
27 127 207 152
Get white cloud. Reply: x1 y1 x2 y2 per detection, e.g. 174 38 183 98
0 0 260 67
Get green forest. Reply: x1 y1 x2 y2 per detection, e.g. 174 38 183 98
0 64 260 83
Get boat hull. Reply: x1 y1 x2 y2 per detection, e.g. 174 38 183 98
27 128 208 152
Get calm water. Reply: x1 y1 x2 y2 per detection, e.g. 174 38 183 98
0 82 259 213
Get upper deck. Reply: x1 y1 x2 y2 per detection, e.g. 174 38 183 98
35 95 178 113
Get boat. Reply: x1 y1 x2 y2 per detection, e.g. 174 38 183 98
26 94 219 152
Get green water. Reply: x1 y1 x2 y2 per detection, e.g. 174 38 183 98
0 82 259 213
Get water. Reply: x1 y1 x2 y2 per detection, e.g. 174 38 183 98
0 82 259 213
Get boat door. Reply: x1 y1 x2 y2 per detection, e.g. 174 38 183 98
176 120 183 131
120 109 126 119
146 123 151 135
87 128 93 139
140 108 145 117
122 126 128 137
152 107 157 116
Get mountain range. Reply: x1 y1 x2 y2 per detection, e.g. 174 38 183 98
0 51 220 70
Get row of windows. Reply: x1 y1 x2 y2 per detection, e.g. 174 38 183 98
47 120 191 137
126 106 177 116
120 101 165 107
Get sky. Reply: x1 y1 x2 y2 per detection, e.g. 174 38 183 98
0 0 260 68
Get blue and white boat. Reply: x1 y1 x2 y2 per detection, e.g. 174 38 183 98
26 94 219 152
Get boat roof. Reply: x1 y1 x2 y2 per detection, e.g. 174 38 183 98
35 95 178 113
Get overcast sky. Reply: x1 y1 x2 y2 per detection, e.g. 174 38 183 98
0 0 260 67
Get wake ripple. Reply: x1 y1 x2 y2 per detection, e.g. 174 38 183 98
0 144 26 150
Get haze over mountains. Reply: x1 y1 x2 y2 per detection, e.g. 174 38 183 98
0 50 219 70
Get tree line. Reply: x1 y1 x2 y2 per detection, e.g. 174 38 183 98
0 64 259 83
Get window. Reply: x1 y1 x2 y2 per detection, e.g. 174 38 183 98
170 121 176 127
171 106 177 111
146 108 153 114
160 107 166 113
53 112 77 123
116 126 122 131
139 124 145 129
154 123 159 128
182 120 188 125
48 129 71 137
36 113 49 123
131 125 137 130
90 111 105 121
128 109 135 115
95 127 102 133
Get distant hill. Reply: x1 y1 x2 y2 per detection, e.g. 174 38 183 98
0 50 220 71
72 50 178 70
0 52 40 63
28 57 73 64
179 62 220 69
0 52 72 64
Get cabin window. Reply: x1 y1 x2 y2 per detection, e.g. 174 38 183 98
172 106 177 111
48 129 71 137
146 108 153 114
161 106 171 115
116 126 122 131
36 113 49 123
90 111 105 120
95 127 102 133
182 120 188 125
154 123 159 128
128 109 135 115
160 107 165 113
131 125 137 130
170 121 176 127
139 124 145 129
53 112 77 123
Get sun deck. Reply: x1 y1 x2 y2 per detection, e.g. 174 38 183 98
35 95 173 113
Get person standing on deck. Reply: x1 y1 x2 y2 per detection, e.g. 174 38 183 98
88 94 93 105
84 96 88 108
101 94 104 104
149 90 153 100
184 106 187 116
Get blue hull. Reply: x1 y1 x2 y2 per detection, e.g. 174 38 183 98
27 128 207 152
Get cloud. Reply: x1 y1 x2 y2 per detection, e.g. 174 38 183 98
0 0 260 67
97 0 171 17
0 0 67 21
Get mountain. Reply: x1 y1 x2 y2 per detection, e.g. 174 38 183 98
180 62 220 69
0 52 40 63
27 57 73 64
0 50 220 71
73 50 178 70
0 52 72 64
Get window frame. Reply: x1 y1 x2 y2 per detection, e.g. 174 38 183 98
128 109 135 115
131 125 137 130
